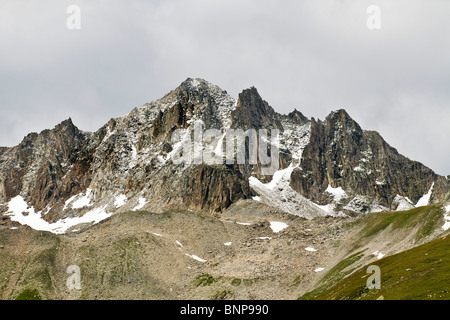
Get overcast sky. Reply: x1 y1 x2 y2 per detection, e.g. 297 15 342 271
1 0 449 175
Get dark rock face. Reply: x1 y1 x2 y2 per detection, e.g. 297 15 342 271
290 109 447 210
0 118 90 219
229 87 291 182
0 79 448 223
182 165 251 213
231 87 283 131
282 109 309 126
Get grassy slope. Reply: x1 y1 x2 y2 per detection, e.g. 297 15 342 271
299 205 449 300
352 205 443 244
312 234 450 300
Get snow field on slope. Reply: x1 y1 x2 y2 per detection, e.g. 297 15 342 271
132 197 148 211
249 164 331 219
249 121 343 219
393 195 415 211
325 185 347 202
415 182 434 207
6 195 112 234
69 188 93 210
114 194 127 208
443 204 450 231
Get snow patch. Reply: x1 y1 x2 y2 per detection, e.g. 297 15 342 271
132 197 147 211
131 144 137 160
236 222 251 226
186 254 207 263
6 195 112 234
167 128 191 163
249 165 330 219
353 166 365 173
325 184 347 202
63 194 78 211
71 189 93 209
393 195 415 211
265 166 291 190
314 203 335 215
442 204 450 231
269 221 288 233
372 251 385 259
114 194 127 208
213 132 226 158
442 217 450 231
176 240 184 247
6 196 49 231
157 155 166 164
416 182 434 207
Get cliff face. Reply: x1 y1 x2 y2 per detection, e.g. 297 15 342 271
0 119 91 218
231 87 283 131
290 109 447 212
0 78 448 233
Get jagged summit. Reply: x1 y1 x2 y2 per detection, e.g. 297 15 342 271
162 77 231 104
0 78 448 235
283 109 309 126
180 77 220 90
231 86 282 130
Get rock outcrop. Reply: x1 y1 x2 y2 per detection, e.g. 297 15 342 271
0 119 91 218
290 109 447 212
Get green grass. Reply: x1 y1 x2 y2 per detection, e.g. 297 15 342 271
299 251 364 300
31 247 58 290
344 205 444 253
194 274 219 287
301 205 447 300
360 205 442 239
292 274 304 287
15 288 42 300
312 235 450 300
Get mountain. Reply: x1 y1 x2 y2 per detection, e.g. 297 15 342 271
1 78 450 301
0 78 448 234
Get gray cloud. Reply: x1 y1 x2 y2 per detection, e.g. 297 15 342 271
1 0 449 175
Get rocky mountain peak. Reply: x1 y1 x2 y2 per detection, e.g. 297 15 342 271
284 109 309 126
231 86 282 130
55 117 75 130
324 109 363 137
179 77 220 91
171 78 232 106
0 79 448 235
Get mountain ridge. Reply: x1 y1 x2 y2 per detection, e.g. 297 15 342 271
0 78 448 234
